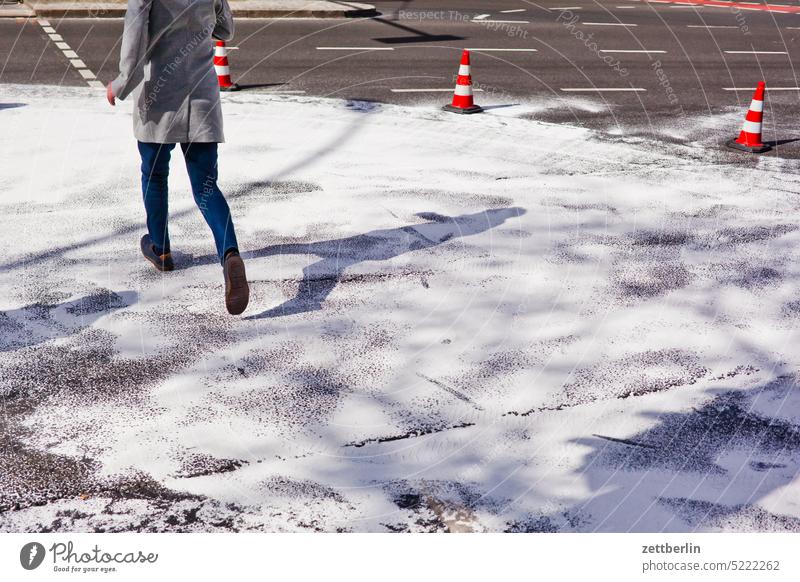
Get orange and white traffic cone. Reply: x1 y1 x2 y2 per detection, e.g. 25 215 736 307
443 49 483 114
727 81 769 153
214 40 240 92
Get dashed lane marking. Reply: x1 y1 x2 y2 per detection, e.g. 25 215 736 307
499 8 527 13
583 22 638 26
37 18 103 89
724 50 788 54
724 86 800 90
472 19 530 23
466 48 538 52
599 49 667 53
560 87 647 91
391 88 485 93
316 47 394 50
642 0 800 13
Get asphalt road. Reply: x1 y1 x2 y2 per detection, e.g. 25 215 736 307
3 1 800 132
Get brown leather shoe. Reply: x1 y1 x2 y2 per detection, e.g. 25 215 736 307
223 251 249 315
140 234 174 271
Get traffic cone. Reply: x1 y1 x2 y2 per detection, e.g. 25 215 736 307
727 81 769 153
443 49 483 114
214 40 240 92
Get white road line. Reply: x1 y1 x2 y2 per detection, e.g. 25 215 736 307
552 7 582 10
473 19 530 23
466 48 538 52
724 50 788 54
316 47 394 50
36 18 103 90
499 8 526 13
473 14 490 20
687 25 738 28
723 87 800 90
583 22 638 26
616 5 637 8
391 88 485 93
599 49 667 53
560 87 646 92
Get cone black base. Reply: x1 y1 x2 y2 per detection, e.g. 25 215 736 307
726 139 770 154
443 104 483 114
220 84 241 92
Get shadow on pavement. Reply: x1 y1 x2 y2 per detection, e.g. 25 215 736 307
234 207 526 319
0 290 137 353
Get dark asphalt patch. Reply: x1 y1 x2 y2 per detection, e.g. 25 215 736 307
561 349 708 407
1 329 179 404
226 179 322 203
63 289 132 316
386 188 513 209
173 453 248 479
731 266 783 291
0 426 97 513
658 497 800 532
616 262 693 299
207 348 344 431
632 229 694 247
345 421 475 448
261 477 347 504
505 510 587 533
712 224 797 247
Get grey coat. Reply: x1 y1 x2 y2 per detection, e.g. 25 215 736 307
111 0 233 144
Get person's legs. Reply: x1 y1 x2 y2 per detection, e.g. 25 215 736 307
137 141 175 254
180 142 239 263
180 141 248 315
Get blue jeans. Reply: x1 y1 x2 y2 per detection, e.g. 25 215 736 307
138 141 239 263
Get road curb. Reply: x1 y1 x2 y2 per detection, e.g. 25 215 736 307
21 1 377 18
0 2 35 17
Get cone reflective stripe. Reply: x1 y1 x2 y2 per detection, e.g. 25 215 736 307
727 81 768 153
443 49 483 114
214 40 239 92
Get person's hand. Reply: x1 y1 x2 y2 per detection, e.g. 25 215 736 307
106 82 116 106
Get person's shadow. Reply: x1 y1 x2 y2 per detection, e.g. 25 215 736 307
237 207 526 319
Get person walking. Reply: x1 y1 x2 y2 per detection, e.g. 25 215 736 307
107 0 249 315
